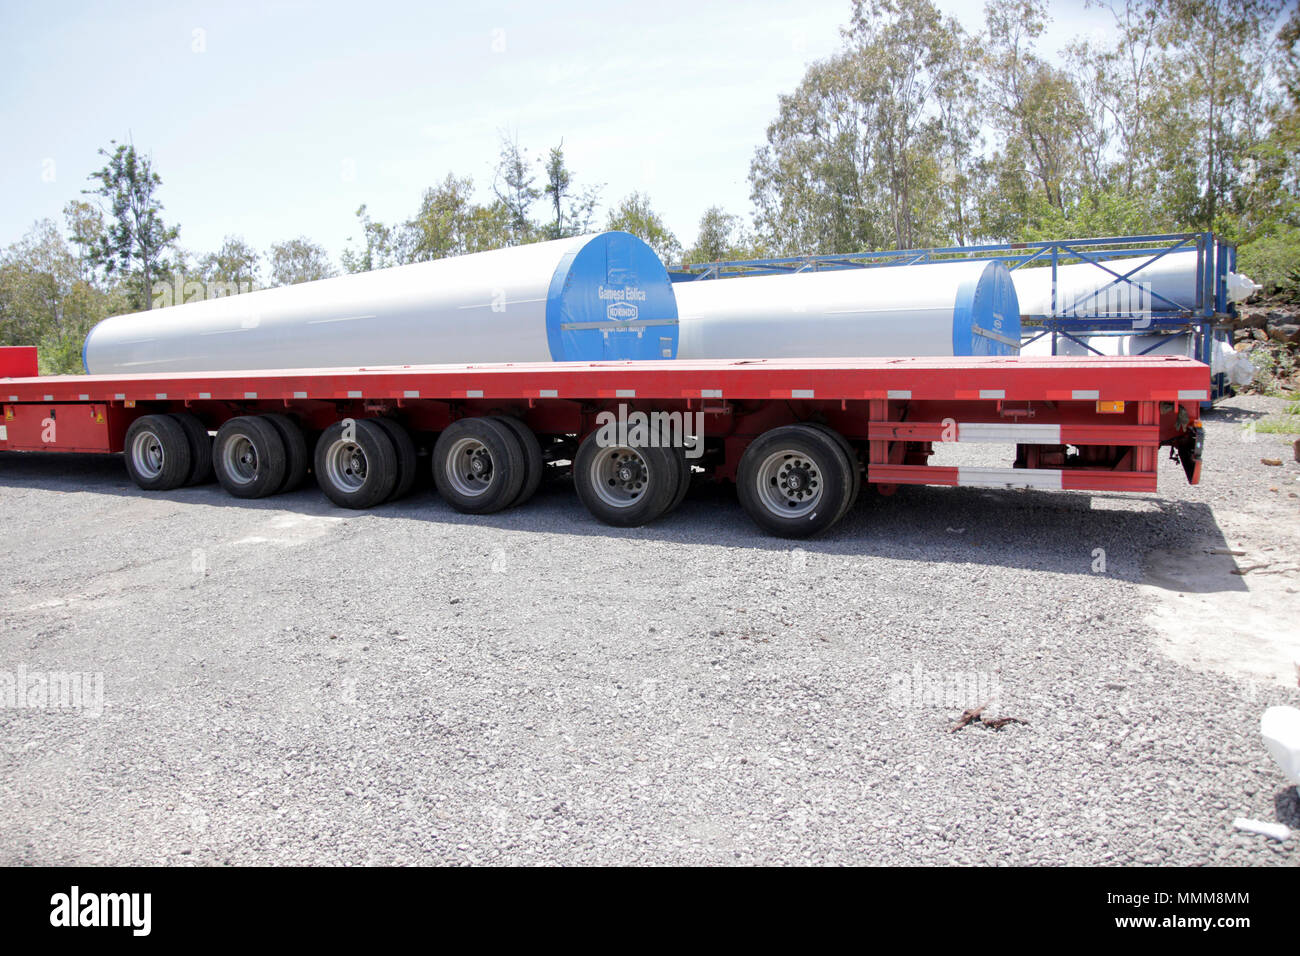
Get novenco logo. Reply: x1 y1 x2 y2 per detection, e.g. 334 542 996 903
50 886 151 936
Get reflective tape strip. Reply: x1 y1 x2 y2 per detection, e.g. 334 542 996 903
978 389 1005 399
7 395 17 402
347 390 362 398
1072 389 1100 400
887 390 912 400
791 389 815 399
115 393 126 401
959 423 1062 444
615 389 636 398
538 389 558 398
78 394 89 401
0 425 6 441
466 389 484 398
1178 389 1208 400
700 389 723 398
155 393 167 400
44 394 53 401
199 392 213 400
245 392 258 399
957 467 1062 490
292 391 306 399
403 390 420 398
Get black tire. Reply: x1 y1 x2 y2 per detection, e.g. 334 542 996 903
369 417 417 502
492 415 544 507
123 414 193 491
213 415 288 499
805 422 860 523
432 417 525 514
665 446 691 514
573 431 679 528
736 424 854 538
314 418 398 509
260 413 310 493
169 412 213 486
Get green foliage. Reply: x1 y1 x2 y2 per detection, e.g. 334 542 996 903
747 0 1296 254
406 175 512 261
1238 227 1300 297
268 237 336 287
605 193 682 263
198 236 261 292
82 140 179 310
683 207 767 265
540 140 600 240
0 219 115 374
1246 341 1298 395
493 134 540 245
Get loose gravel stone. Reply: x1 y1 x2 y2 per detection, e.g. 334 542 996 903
0 393 1296 865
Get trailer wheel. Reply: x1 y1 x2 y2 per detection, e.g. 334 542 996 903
737 424 854 538
369 417 417 502
124 414 193 491
666 447 692 515
260 413 310 493
573 433 679 527
432 417 525 514
213 415 288 499
805 422 861 523
492 415 544 507
169 412 213 486
314 418 398 509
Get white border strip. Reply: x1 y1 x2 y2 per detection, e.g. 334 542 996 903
959 422 1061 444
957 467 1062 490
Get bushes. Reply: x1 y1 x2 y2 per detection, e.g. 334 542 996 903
1238 229 1300 301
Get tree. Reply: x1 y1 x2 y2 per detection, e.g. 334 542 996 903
199 236 261 293
268 238 336 286
406 174 511 261
683 207 766 264
341 205 401 274
493 133 540 245
0 220 110 374
541 140 600 239
750 0 974 253
1151 0 1285 230
83 140 179 310
62 200 105 283
981 0 1091 218
605 193 682 262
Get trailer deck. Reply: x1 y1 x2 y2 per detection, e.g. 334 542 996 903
1 348 1209 537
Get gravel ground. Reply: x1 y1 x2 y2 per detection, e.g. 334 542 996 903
1 394 1297 866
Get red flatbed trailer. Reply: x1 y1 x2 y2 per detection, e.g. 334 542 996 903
0 345 1207 537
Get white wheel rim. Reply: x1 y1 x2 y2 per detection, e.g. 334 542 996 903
444 437 494 497
130 429 165 479
324 438 368 492
754 449 823 518
221 434 259 485
590 446 650 509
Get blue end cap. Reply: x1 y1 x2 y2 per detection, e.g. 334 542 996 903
81 319 98 373
545 232 679 361
952 261 1021 356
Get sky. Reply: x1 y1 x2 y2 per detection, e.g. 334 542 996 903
0 0 1115 267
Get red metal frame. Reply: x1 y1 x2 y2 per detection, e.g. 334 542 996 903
1 353 1208 495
